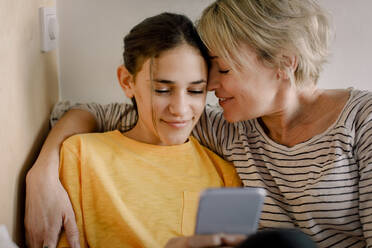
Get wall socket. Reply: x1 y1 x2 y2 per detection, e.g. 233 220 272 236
39 7 58 52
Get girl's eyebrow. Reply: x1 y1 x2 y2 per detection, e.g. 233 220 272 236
153 79 207 85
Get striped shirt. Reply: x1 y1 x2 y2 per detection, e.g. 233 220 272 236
53 88 372 248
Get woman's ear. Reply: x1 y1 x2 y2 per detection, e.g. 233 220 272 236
117 65 135 98
276 54 298 81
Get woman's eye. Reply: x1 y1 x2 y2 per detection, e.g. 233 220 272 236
218 69 230 74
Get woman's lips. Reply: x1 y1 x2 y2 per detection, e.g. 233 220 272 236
218 97 233 107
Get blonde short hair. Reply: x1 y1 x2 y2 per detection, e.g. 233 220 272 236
197 0 333 85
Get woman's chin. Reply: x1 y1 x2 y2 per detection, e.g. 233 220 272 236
223 111 240 123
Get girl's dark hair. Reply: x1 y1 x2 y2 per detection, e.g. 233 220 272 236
124 12 209 75
123 12 210 110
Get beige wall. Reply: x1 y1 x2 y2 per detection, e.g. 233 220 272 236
0 0 59 246
57 0 215 104
58 0 372 106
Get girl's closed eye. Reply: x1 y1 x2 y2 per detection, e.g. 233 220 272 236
188 88 206 94
154 88 171 94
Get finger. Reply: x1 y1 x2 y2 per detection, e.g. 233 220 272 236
164 237 188 248
42 241 57 248
63 210 80 248
25 179 47 248
42 225 61 248
25 225 44 248
25 230 43 248
221 234 247 246
25 217 43 248
187 234 224 248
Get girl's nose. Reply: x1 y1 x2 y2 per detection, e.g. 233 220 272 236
169 93 189 116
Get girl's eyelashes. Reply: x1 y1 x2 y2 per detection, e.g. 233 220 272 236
188 85 206 94
188 89 205 94
154 89 170 94
153 88 205 94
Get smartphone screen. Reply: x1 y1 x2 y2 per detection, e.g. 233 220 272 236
195 187 266 235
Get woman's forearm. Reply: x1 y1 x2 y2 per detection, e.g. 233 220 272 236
25 108 97 248
30 108 98 176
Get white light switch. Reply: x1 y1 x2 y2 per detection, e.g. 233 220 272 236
39 7 58 52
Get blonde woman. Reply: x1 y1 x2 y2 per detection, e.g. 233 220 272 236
26 0 372 247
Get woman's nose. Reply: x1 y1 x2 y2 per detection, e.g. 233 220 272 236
207 64 220 91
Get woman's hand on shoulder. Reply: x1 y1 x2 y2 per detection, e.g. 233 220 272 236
24 108 99 248
25 161 80 248
165 234 246 248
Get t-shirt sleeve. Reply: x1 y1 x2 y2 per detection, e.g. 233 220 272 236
204 148 242 187
57 135 89 248
50 101 138 132
355 96 372 247
192 105 229 158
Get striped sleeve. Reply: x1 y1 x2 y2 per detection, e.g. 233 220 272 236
192 104 231 158
50 101 137 132
50 101 74 127
71 102 137 132
355 96 372 247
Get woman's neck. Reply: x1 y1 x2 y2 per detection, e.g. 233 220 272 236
259 84 326 147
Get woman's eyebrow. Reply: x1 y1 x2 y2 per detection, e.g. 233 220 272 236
153 79 207 84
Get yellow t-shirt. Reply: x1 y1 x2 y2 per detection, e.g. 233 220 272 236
58 130 241 248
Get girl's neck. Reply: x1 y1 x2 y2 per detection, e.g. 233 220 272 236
123 121 160 145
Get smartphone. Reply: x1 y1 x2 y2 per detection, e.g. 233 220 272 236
195 187 266 235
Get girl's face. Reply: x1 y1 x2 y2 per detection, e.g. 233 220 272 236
208 45 287 122
121 44 208 145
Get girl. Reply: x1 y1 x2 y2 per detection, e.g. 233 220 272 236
55 12 241 248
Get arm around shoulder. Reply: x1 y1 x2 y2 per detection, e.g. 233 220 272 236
25 108 97 248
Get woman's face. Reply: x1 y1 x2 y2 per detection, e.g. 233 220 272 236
126 44 208 145
208 45 285 122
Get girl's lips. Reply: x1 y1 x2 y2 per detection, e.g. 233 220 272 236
162 120 189 128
